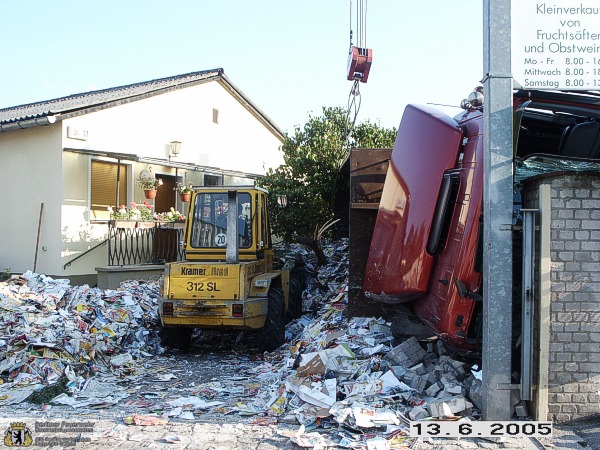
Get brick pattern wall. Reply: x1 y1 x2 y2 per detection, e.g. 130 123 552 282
524 174 600 422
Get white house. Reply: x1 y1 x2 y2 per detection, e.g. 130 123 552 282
0 69 285 285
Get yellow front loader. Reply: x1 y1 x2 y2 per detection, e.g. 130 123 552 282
159 186 303 350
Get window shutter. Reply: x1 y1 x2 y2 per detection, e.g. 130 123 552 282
91 161 128 219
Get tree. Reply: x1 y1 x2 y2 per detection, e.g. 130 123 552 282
258 107 397 242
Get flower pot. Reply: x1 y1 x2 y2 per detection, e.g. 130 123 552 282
180 193 191 202
144 189 157 199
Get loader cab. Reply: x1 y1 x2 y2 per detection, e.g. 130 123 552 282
183 186 273 265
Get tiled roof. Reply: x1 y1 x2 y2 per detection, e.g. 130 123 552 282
0 69 224 124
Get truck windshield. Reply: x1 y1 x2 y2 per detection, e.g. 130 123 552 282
189 192 252 249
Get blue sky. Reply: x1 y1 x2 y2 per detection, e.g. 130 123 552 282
1 0 483 134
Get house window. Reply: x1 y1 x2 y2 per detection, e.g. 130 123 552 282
213 108 219 124
91 160 128 219
204 174 222 186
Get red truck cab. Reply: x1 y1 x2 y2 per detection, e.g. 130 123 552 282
364 89 600 352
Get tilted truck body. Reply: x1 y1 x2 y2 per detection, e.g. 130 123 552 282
363 89 600 352
159 186 303 350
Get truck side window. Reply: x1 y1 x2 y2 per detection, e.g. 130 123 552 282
427 171 460 255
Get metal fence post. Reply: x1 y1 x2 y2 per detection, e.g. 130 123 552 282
482 0 514 420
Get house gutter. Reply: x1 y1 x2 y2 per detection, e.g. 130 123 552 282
0 115 57 132
137 156 262 179
63 147 139 161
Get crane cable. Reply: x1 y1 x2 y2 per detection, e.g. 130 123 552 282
329 0 373 225
335 0 367 215
356 0 367 48
343 0 368 145
344 80 361 144
349 0 367 48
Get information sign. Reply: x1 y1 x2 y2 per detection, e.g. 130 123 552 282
511 1 600 90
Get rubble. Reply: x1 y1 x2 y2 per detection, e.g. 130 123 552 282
241 239 485 446
0 239 490 448
0 270 162 406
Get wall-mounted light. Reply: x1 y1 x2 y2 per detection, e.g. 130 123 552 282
169 141 182 157
277 194 288 208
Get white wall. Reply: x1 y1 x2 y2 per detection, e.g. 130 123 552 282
0 124 63 275
62 81 284 175
61 152 113 276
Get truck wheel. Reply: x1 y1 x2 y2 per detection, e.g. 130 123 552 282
160 326 193 351
262 286 285 352
286 275 303 322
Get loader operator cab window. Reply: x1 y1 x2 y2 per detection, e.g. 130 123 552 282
190 192 252 249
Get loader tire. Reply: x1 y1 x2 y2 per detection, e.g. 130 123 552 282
160 326 193 351
286 256 307 322
286 275 303 322
262 286 285 352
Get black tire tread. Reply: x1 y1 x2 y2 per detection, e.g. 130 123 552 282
287 276 303 321
262 286 285 352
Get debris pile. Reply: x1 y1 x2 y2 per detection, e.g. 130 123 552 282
238 239 483 448
0 271 162 406
0 240 485 448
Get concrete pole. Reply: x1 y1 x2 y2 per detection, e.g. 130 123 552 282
482 0 514 420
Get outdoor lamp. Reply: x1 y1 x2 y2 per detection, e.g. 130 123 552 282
277 194 288 208
169 141 182 157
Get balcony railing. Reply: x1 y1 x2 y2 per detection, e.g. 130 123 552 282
108 220 185 266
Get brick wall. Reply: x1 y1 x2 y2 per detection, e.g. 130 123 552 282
524 174 600 422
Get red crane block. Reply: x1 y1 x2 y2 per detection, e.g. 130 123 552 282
347 46 373 83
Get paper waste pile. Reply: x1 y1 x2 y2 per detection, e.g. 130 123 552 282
243 240 483 448
0 240 485 449
0 271 162 406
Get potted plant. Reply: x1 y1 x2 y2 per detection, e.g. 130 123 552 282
137 178 163 199
174 181 194 202
108 204 134 221
154 207 185 222
108 202 154 227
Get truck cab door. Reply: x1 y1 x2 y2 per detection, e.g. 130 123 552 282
364 104 464 302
